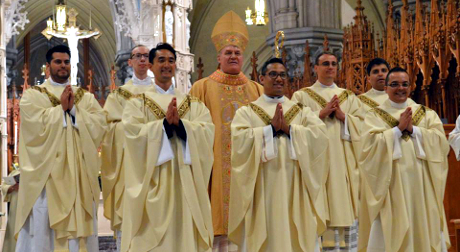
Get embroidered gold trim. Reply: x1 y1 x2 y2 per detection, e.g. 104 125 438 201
114 88 134 100
74 88 86 105
338 90 354 105
249 103 271 125
301 88 327 108
249 103 302 126
302 88 352 108
31 86 61 107
358 95 379 108
141 94 166 119
372 105 426 141
284 105 302 125
177 95 191 118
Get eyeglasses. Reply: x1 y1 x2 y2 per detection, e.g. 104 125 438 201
388 82 410 88
131 53 149 60
319 61 338 67
267 71 288 80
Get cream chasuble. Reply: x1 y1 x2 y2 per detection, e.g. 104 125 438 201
15 80 107 251
1 169 20 252
121 89 214 252
358 100 450 252
190 69 263 235
101 78 154 232
228 96 328 252
358 88 388 112
291 81 365 227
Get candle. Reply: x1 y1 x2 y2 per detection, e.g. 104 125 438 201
89 8 92 30
14 121 18 155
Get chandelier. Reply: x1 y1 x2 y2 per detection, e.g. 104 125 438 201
245 0 269 26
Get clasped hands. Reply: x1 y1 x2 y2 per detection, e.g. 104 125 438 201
166 98 180 126
60 85 75 112
271 103 290 136
398 107 413 134
319 95 345 122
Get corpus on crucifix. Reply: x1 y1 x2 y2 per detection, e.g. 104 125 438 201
42 7 100 85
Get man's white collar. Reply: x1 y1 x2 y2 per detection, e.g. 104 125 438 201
389 99 408 109
263 94 285 103
155 83 175 95
132 75 153 86
319 82 337 88
371 88 386 94
49 77 69 86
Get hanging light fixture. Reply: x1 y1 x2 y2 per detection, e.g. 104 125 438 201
55 3 67 31
245 0 268 26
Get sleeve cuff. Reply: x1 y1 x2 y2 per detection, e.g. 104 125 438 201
411 126 426 159
262 125 277 162
392 127 403 160
341 115 351 141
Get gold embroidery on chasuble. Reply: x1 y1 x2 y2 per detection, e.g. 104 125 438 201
31 86 61 107
134 94 195 120
31 86 87 106
113 87 134 100
248 103 302 125
209 69 251 232
302 88 352 108
372 105 427 141
358 95 379 108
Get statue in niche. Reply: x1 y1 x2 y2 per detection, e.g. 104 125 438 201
186 15 191 51
165 5 174 45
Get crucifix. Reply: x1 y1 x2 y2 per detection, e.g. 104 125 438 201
42 7 101 85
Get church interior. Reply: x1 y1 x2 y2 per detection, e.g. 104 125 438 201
1 0 460 250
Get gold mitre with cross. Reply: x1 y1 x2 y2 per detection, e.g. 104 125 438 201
211 11 249 52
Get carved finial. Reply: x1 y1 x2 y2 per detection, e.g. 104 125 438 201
323 34 330 52
110 64 117 91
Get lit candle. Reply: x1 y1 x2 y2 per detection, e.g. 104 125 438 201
14 121 18 155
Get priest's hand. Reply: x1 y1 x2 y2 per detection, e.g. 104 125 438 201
398 107 412 132
7 183 19 194
406 109 414 134
166 98 179 126
68 87 75 111
271 103 283 131
335 105 346 122
279 109 290 136
319 95 339 119
60 86 70 111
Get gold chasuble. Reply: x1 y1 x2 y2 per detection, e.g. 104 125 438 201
291 81 365 227
15 80 107 250
190 70 263 235
228 96 328 252
121 89 214 252
358 100 450 252
101 79 153 232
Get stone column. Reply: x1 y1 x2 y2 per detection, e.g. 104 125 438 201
111 0 194 92
266 0 343 77
0 1 8 247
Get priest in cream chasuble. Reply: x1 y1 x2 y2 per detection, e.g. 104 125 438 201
291 52 365 250
101 45 154 242
190 11 263 237
15 45 107 252
228 58 328 252
358 67 450 252
120 43 214 252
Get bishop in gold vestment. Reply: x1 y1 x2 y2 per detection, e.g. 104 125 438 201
190 11 263 237
358 68 450 251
